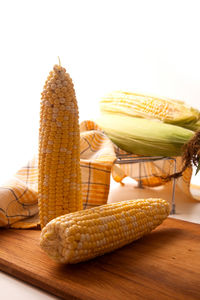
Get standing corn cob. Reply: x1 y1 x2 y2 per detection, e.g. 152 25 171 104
100 91 200 130
39 64 82 228
40 198 169 263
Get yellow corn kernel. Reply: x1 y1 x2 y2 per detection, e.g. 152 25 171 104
40 198 170 263
38 64 83 228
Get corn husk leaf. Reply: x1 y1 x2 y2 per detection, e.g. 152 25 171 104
97 113 195 157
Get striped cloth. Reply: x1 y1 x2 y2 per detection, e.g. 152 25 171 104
0 120 196 228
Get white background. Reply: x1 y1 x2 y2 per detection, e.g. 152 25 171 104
0 0 200 183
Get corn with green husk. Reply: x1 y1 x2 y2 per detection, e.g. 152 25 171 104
100 91 200 131
97 112 195 157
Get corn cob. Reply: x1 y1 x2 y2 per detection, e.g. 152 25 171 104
100 91 200 130
97 112 194 157
39 64 82 228
40 198 169 264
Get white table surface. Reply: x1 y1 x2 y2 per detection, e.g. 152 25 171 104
0 271 58 300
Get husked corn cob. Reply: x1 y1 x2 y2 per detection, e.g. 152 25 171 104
40 198 169 264
100 91 200 130
97 112 194 157
39 64 82 228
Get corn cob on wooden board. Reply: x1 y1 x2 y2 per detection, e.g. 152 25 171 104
0 218 199 300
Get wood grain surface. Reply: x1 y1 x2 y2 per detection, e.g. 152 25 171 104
0 218 199 300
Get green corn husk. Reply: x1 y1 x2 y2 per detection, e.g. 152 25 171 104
97 113 195 157
192 120 200 131
100 91 200 131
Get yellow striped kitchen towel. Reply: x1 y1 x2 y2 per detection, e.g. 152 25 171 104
0 121 115 228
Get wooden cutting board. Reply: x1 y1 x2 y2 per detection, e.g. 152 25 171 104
0 218 199 300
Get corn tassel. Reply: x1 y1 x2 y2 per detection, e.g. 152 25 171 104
40 198 169 263
39 64 82 228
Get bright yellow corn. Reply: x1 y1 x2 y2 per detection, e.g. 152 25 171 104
40 198 169 263
100 91 200 130
38 64 82 228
